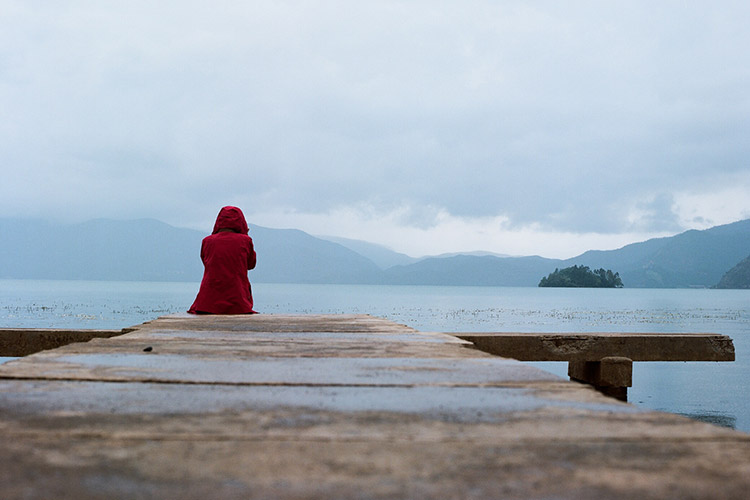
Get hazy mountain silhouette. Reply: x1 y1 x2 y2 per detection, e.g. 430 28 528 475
566 219 750 288
381 219 750 287
0 218 202 281
249 226 383 284
0 218 381 284
715 253 750 289
384 255 558 286
317 235 418 269
1 217 748 288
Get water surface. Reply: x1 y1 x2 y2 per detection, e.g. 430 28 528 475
2 280 748 431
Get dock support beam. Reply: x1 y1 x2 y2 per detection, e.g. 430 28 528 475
568 356 633 401
454 332 734 402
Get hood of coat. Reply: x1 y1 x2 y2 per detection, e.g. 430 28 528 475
212 206 249 235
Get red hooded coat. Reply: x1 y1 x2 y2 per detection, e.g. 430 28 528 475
188 206 257 314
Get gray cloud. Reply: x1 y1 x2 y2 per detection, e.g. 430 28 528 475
1 1 749 240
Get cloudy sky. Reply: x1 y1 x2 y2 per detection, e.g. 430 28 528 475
2 1 749 258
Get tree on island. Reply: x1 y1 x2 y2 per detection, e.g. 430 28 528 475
539 265 624 288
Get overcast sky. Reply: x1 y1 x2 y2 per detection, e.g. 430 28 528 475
2 1 749 258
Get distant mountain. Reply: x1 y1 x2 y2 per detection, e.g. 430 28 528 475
567 219 750 288
384 255 560 286
249 226 382 284
0 218 203 281
0 218 382 284
317 235 418 269
433 251 512 259
715 254 750 289
1 217 748 288
340 219 750 288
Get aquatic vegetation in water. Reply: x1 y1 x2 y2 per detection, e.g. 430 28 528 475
1 300 187 329
357 305 750 333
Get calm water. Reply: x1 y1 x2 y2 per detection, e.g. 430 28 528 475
1 279 749 432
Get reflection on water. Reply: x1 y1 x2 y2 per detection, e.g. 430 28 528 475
678 412 737 429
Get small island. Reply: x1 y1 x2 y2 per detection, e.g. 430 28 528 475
539 265 624 288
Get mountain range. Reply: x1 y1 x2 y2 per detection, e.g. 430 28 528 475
1 217 748 288
715 254 750 289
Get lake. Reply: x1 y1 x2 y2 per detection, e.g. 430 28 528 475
1 279 748 432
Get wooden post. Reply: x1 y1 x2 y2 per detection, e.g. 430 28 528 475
455 332 734 401
568 356 633 401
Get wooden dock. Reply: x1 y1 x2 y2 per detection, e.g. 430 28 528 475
1 314 749 499
456 331 735 400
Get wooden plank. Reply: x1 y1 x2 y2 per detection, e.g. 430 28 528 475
455 331 735 361
0 315 748 499
0 328 128 356
147 313 419 333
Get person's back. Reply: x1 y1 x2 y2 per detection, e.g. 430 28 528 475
188 206 257 314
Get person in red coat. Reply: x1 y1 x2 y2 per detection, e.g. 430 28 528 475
188 206 257 314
